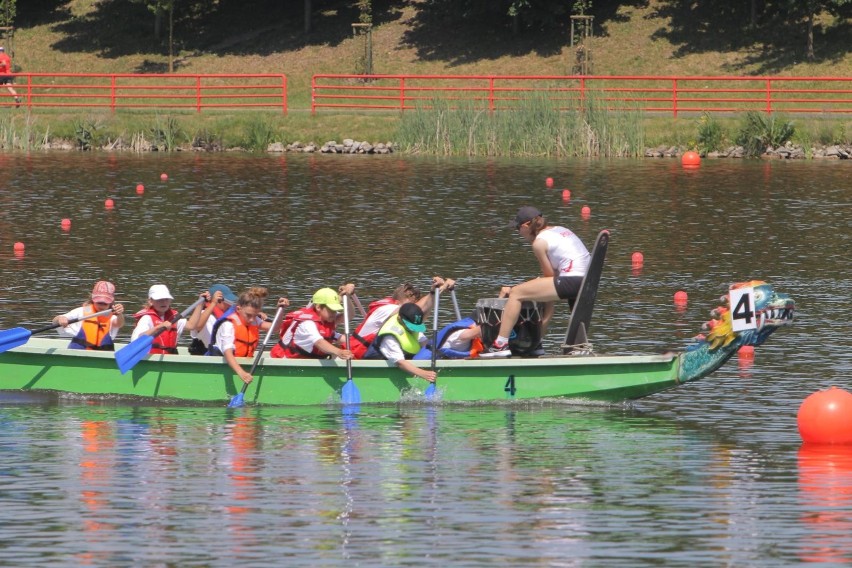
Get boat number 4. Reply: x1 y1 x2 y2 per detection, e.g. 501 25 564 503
504 374 516 398
729 286 758 332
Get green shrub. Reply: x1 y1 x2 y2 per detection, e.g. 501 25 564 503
696 112 724 152
735 111 795 158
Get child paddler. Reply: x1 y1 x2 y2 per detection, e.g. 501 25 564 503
52 280 125 351
270 287 353 360
130 284 187 354
186 283 238 355
364 303 436 383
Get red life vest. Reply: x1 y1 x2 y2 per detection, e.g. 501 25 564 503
350 297 398 359
69 306 116 351
133 307 179 354
270 306 337 359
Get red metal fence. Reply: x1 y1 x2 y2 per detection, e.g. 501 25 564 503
8 73 288 113
311 74 852 116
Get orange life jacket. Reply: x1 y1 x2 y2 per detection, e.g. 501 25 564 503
69 306 115 351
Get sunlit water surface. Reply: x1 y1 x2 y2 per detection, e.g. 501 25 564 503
0 153 850 565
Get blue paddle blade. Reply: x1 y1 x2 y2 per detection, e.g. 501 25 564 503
115 335 155 374
341 378 361 405
227 391 246 409
425 382 437 399
0 328 33 354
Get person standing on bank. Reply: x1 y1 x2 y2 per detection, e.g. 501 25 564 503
0 47 20 108
483 206 591 358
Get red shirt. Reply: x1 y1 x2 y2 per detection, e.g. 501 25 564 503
0 53 11 74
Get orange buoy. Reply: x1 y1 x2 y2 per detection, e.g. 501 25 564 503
545 177 554 188
136 184 145 194
631 251 644 266
61 218 71 231
674 290 688 303
561 189 570 202
798 387 852 444
738 345 755 358
160 173 168 181
105 198 114 209
13 242 24 252
681 151 701 167
580 205 591 219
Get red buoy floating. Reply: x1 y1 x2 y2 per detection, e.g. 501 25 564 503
738 345 755 358
580 205 591 219
136 183 145 194
61 218 71 231
160 173 169 181
631 251 644 267
674 290 688 304
13 242 24 252
562 189 570 202
798 387 852 444
681 151 701 168
105 198 115 209
545 177 554 188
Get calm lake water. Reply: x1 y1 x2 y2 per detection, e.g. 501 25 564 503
0 152 850 565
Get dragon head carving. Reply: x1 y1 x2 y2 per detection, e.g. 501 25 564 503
679 281 795 383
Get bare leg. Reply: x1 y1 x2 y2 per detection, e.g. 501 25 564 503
497 277 560 339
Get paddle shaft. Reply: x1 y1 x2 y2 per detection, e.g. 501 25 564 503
430 289 440 373
343 294 353 381
238 306 286 394
34 307 115 335
351 293 367 318
146 298 205 341
450 289 462 321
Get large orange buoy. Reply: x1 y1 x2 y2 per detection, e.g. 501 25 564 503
798 387 852 444
681 151 701 167
13 242 24 252
631 251 644 267
674 290 688 303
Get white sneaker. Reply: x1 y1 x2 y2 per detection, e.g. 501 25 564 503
480 344 511 358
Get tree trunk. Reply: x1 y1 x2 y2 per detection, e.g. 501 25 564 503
806 10 814 61
168 3 174 72
154 7 162 40
750 0 756 26
304 0 311 34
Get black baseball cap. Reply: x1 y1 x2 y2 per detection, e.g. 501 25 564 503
398 303 426 333
512 206 542 229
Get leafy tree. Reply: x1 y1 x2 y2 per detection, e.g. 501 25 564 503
777 0 852 60
0 0 15 28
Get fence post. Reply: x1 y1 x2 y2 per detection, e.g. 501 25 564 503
489 77 495 113
311 75 316 115
580 77 585 110
196 76 202 113
110 75 116 112
672 78 678 118
766 78 772 114
400 77 406 112
282 75 288 115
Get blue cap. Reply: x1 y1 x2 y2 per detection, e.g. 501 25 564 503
209 283 238 304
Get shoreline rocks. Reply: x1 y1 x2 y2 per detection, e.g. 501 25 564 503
644 143 851 159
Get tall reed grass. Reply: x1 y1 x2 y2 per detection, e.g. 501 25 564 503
395 93 645 158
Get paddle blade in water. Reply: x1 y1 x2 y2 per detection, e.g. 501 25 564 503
115 335 155 374
0 328 33 354
341 378 361 405
425 382 437 399
227 391 246 409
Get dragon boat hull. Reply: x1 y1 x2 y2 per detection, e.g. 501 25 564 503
1 337 683 405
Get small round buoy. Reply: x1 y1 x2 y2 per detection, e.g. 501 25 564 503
545 177 554 188
562 189 570 202
631 251 644 266
798 387 852 444
580 205 591 219
136 183 145 194
160 173 168 181
681 151 701 168
13 242 24 252
738 345 755 358
105 198 115 209
61 218 71 231
674 290 688 303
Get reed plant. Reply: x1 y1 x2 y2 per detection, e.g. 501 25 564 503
735 111 795 158
395 92 645 158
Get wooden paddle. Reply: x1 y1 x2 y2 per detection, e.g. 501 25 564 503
115 298 204 374
341 294 361 405
227 305 286 409
425 288 440 399
0 307 115 355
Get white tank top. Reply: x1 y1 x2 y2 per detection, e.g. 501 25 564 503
536 226 590 277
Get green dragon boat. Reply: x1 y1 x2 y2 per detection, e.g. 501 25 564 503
0 280 794 406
